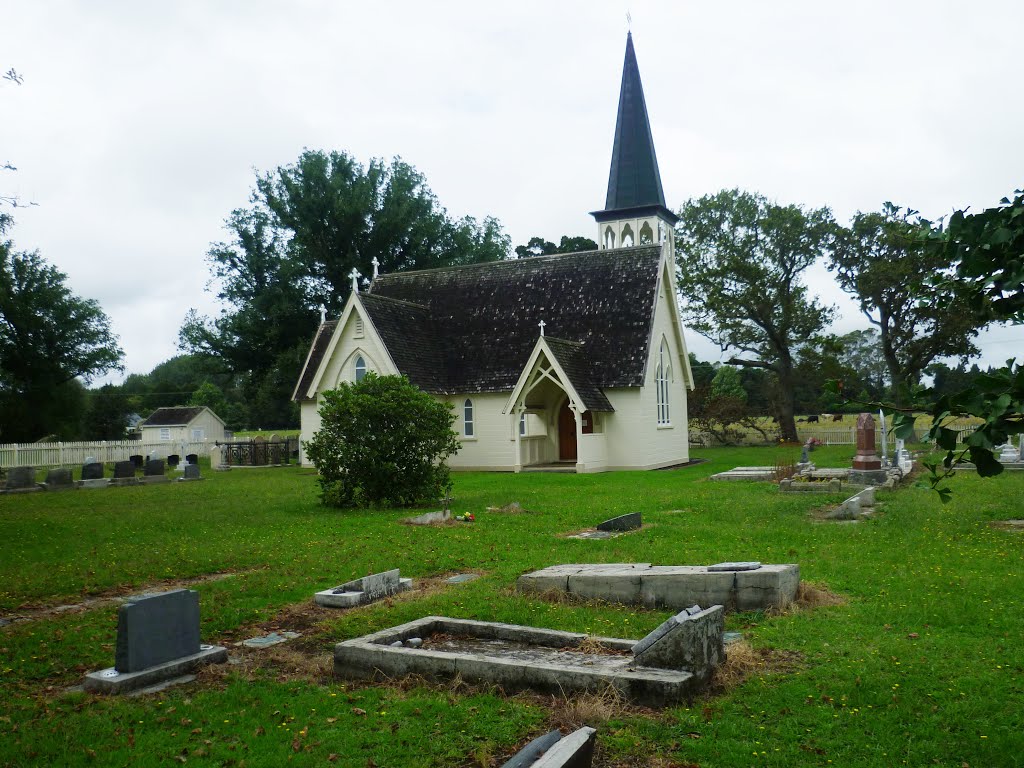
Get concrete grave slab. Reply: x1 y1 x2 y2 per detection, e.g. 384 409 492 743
78 479 110 489
85 645 227 694
519 563 799 612
566 531 614 540
532 727 597 768
501 730 563 768
447 573 480 584
333 616 710 707
405 509 452 525
709 467 776 481
315 569 412 608
242 631 301 648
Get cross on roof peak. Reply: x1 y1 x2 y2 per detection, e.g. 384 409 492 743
538 319 546 337
349 268 362 293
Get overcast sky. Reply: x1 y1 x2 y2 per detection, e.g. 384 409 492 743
3 1 1022 385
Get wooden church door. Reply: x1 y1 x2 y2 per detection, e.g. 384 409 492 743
558 400 577 461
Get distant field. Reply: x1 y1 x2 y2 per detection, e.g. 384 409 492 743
1 445 1020 767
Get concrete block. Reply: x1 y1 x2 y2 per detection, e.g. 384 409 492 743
632 606 724 681
315 570 412 608
568 570 641 604
501 730 563 768
84 645 227 694
77 478 110 489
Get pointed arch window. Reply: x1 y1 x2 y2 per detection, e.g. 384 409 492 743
464 399 475 437
355 356 367 382
621 223 635 247
603 226 616 249
639 221 654 245
656 338 672 425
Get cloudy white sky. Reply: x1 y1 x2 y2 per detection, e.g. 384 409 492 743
3 1 1022 384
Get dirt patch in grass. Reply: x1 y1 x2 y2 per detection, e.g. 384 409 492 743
711 639 803 692
1 569 264 628
989 519 1024 531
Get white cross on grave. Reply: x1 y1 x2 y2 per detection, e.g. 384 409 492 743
538 319 546 337
349 268 361 293
371 257 380 279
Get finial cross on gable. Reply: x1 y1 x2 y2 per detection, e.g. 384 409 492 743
349 268 361 293
371 257 380 279
538 319 546 337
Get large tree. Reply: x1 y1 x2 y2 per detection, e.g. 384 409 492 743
514 235 598 259
675 189 838 441
180 150 510 428
0 220 123 441
829 203 983 402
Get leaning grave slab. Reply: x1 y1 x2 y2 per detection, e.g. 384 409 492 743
334 608 725 707
517 562 799 612
83 589 227 694
501 727 597 768
708 466 776 481
314 569 412 608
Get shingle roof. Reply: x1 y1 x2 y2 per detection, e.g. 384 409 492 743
140 407 206 427
293 320 338 401
368 245 662 394
542 337 615 412
358 294 446 391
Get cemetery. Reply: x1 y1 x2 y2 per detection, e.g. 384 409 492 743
1 442 1021 767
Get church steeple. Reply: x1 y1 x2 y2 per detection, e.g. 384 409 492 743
591 32 677 250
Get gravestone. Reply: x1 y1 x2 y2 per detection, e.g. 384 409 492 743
43 467 76 491
596 512 641 532
3 466 39 493
81 462 104 480
631 605 725 682
84 588 227 694
998 443 1021 463
181 463 202 481
113 461 136 479
129 454 144 469
210 444 224 471
850 413 888 485
167 454 180 468
852 413 881 469
142 459 169 485
315 568 412 608
185 453 198 465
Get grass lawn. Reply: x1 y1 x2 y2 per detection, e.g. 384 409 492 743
1 445 1022 767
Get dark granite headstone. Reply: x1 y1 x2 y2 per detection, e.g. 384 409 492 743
167 454 180 468
596 512 641 532
114 589 201 673
113 460 135 479
129 454 144 469
81 462 104 480
44 467 75 490
4 466 37 490
185 453 198 465
182 464 201 480
144 459 165 476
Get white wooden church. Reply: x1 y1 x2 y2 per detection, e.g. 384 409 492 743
293 33 694 473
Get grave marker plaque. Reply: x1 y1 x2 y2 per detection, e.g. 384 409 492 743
144 459 165 476
5 466 37 491
113 461 135 479
43 468 75 491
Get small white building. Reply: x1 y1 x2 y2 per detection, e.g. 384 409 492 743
293 32 694 473
138 406 226 444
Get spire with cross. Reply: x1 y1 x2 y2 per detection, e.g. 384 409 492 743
371 257 380 279
349 268 361 293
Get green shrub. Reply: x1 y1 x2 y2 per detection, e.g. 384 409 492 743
304 374 460 507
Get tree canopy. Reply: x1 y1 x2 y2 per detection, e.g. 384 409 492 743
830 203 983 401
514 235 598 259
675 189 838 441
180 149 510 429
0 219 123 441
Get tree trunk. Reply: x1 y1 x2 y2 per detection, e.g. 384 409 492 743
774 371 799 443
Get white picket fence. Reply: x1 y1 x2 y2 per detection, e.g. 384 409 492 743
0 439 217 469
